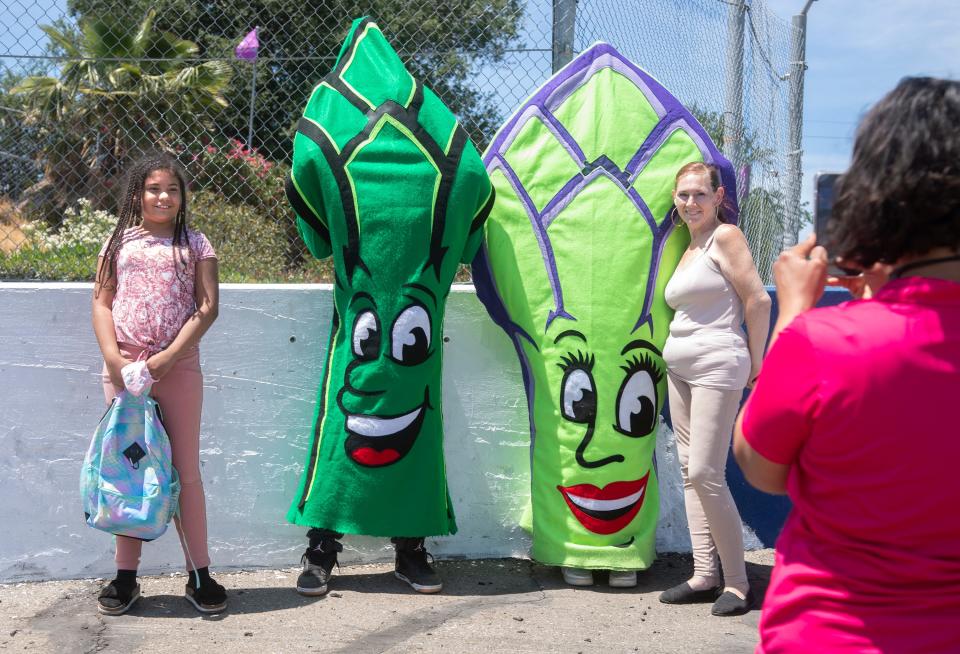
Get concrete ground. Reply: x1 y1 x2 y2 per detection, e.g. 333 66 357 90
0 550 773 653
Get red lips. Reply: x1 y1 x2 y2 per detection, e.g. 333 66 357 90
351 447 401 467
557 473 650 535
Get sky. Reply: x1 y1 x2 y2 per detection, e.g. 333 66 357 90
765 0 959 215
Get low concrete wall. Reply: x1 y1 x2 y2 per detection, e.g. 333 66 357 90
0 283 821 582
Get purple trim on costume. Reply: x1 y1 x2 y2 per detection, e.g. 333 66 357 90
540 165 657 236
488 155 538 222
471 243 540 350
496 105 585 169
545 308 575 331
542 48 666 119
632 220 680 334
478 40 738 343
625 186 659 233
539 110 587 165
470 245 538 454
487 155 569 329
626 118 716 183
512 332 537 455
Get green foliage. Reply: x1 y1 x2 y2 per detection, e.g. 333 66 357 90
13 10 231 130
188 189 286 282
0 242 99 280
65 0 523 158
186 139 285 218
0 69 43 198
0 191 338 282
9 9 232 223
0 198 114 280
23 198 117 249
184 139 307 269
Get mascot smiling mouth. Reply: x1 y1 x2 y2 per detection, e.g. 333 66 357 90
343 392 429 467
557 473 650 535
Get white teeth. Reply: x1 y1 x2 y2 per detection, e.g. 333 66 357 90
346 406 422 437
565 487 644 512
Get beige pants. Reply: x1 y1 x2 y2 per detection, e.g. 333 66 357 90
667 372 748 590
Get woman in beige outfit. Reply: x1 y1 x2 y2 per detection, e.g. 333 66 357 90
658 162 771 616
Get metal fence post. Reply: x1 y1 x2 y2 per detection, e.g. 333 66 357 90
722 0 746 202
783 0 816 249
552 0 577 73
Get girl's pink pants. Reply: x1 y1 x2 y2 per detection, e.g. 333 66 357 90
102 343 211 571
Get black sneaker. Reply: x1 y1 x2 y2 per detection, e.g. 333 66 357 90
97 580 140 616
296 541 341 597
393 538 443 594
185 575 227 613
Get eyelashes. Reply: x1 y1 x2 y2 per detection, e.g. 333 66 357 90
620 351 664 385
557 349 595 373
558 349 663 381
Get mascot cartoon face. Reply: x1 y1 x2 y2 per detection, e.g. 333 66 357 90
473 44 738 567
286 18 492 536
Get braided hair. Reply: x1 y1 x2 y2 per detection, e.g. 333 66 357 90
95 153 191 295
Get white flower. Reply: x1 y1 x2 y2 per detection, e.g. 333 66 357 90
29 199 118 250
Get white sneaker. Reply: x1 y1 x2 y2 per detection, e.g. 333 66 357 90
561 567 594 586
608 570 637 588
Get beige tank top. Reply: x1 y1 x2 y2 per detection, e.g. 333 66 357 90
662 231 750 390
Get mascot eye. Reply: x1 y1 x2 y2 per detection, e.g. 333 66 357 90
561 368 596 423
352 310 380 360
391 304 431 364
615 355 662 437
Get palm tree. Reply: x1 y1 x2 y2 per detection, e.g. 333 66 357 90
11 9 231 221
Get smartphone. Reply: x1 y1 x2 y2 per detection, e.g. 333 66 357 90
813 172 849 276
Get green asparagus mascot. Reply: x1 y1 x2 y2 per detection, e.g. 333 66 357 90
472 43 739 572
286 17 494 540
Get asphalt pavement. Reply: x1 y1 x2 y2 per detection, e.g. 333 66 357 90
0 550 774 653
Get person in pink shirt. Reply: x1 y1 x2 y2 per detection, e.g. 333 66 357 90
91 153 225 615
733 77 960 653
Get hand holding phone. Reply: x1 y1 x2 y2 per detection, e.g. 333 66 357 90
813 172 849 277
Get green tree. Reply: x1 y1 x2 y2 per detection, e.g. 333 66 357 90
0 68 43 202
64 0 523 160
11 9 231 221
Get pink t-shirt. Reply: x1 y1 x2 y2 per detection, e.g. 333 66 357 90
742 277 960 654
100 227 217 351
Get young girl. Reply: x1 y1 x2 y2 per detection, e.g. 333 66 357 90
91 153 225 615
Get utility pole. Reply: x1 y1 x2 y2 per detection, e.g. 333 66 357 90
783 1 817 249
552 0 577 73
722 0 746 198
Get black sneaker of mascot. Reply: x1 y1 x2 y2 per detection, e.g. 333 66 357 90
392 537 443 594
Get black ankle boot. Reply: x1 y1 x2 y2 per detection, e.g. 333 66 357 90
392 537 442 594
297 533 342 597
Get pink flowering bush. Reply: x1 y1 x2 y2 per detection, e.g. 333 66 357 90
186 139 287 218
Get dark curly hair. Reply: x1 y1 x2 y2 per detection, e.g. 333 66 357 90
830 77 960 267
95 153 191 294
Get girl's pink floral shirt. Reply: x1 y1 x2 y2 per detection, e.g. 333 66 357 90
100 227 217 352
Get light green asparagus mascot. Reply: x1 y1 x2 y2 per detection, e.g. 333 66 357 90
472 43 740 570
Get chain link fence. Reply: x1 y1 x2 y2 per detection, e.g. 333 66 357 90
0 0 799 282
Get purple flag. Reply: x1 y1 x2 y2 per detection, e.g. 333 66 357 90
235 27 259 60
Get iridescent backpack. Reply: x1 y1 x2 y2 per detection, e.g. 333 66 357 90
80 391 180 540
